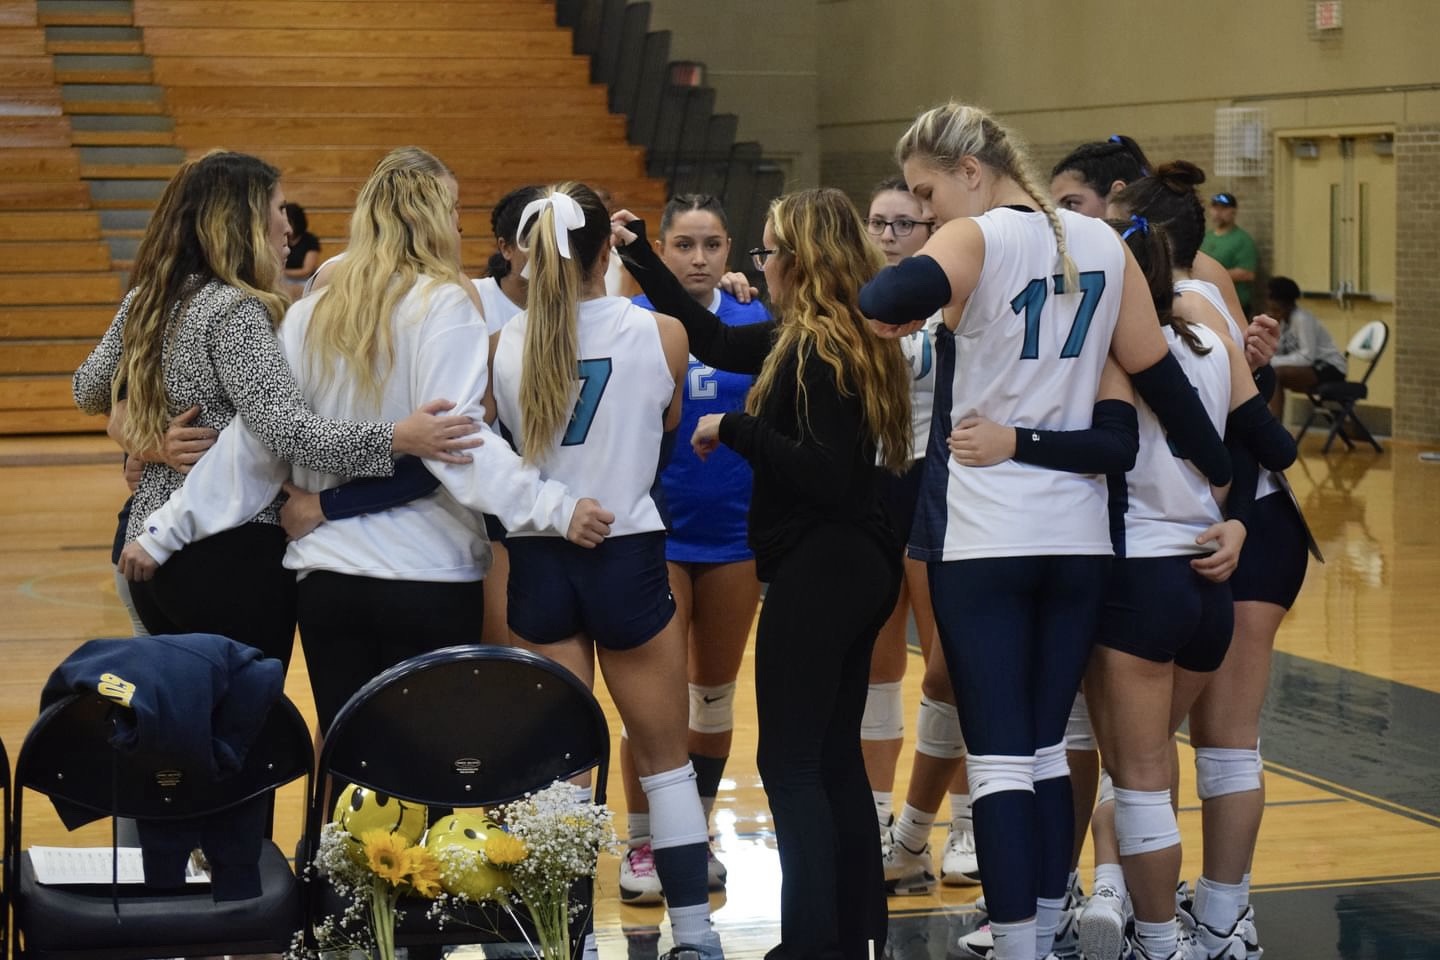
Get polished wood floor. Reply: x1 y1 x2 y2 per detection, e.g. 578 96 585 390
1 433 1438 958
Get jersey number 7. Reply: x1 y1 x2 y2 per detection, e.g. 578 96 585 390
1010 271 1106 360
562 357 613 446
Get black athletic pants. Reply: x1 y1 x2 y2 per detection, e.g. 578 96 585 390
129 523 298 671
297 570 485 736
754 523 901 960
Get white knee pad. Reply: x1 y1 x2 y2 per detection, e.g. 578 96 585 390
861 681 904 741
688 682 736 735
966 753 1035 802
639 762 709 850
1065 692 1096 752
1097 768 1115 806
1034 740 1069 783
1113 786 1181 856
915 695 966 759
1194 747 1262 800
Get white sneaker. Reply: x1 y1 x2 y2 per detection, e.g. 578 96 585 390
1052 907 1082 959
1079 885 1127 960
1234 906 1262 960
1177 920 1248 960
619 841 664 905
940 826 981 886
954 924 993 959
881 827 936 895
705 843 727 891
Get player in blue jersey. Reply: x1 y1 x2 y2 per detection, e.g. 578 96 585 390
617 194 771 904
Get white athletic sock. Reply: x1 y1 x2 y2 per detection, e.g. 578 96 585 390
894 803 935 852
988 918 1036 960
1134 917 1177 959
628 812 651 846
668 901 711 949
1093 861 1127 899
1194 875 1246 932
950 791 973 832
873 791 893 828
582 932 599 960
1035 895 1065 957
1239 871 1252 908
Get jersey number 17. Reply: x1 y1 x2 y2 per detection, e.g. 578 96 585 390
1010 271 1106 360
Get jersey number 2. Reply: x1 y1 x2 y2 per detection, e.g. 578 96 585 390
562 358 613 446
1010 271 1106 360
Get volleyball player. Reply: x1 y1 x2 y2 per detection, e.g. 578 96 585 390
1109 164 1319 960
860 102 1231 960
616 193 770 904
491 183 721 959
859 177 980 894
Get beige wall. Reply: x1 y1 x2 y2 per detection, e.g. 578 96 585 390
640 0 820 190
818 0 1440 440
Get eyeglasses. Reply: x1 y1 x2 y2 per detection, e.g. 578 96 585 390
865 216 935 238
749 246 778 270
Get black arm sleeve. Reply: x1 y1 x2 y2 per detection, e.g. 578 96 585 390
318 455 440 521
616 220 775 375
1130 352 1232 487
859 255 953 325
1252 363 1277 403
1225 393 1297 472
1011 399 1140 474
1225 440 1260 529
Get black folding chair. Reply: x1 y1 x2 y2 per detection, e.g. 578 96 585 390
6 692 312 960
1296 319 1390 453
306 644 611 955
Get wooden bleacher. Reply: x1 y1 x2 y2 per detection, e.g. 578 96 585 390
0 0 125 434
1 0 669 435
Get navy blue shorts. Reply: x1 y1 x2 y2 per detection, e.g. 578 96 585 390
1231 490 1309 608
877 457 925 551
506 531 675 650
1097 555 1234 673
483 513 507 544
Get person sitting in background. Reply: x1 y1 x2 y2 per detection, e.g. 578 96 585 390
1265 275 1346 420
282 201 321 296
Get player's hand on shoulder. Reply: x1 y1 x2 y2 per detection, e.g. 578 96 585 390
718 272 760 304
1245 313 1280 370
567 497 614 549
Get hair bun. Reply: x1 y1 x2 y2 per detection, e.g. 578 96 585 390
1156 160 1206 192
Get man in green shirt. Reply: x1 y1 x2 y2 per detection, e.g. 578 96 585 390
1200 191 1258 316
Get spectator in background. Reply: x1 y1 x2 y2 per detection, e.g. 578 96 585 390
1199 192 1257 315
282 201 321 296
1265 275 1346 419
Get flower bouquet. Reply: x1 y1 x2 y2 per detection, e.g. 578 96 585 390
290 781 615 960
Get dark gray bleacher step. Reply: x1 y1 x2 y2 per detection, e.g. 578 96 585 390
61 82 163 104
44 25 141 43
78 145 184 166
98 209 151 232
70 114 173 133
38 0 135 19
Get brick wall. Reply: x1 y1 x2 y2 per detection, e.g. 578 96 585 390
1394 126 1440 442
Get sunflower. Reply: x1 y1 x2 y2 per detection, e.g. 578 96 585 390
403 845 444 898
361 829 413 885
483 832 529 867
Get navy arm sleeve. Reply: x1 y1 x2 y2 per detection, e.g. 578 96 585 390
616 220 775 375
1225 393 1297 472
1252 363 1277 403
1225 441 1260 528
859 256 953 325
1129 352 1232 487
1011 399 1139 474
318 455 440 521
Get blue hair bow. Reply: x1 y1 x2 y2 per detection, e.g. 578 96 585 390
1120 214 1149 240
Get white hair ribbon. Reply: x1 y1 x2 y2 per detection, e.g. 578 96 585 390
518 192 587 279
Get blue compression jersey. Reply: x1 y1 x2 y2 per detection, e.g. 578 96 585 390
634 289 771 563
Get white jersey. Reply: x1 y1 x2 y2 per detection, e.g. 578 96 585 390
133 280 580 581
472 276 524 335
1118 322 1229 557
919 208 1127 562
1174 277 1279 500
899 311 945 459
493 295 675 537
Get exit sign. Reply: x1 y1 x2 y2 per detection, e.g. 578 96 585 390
1315 1 1342 31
